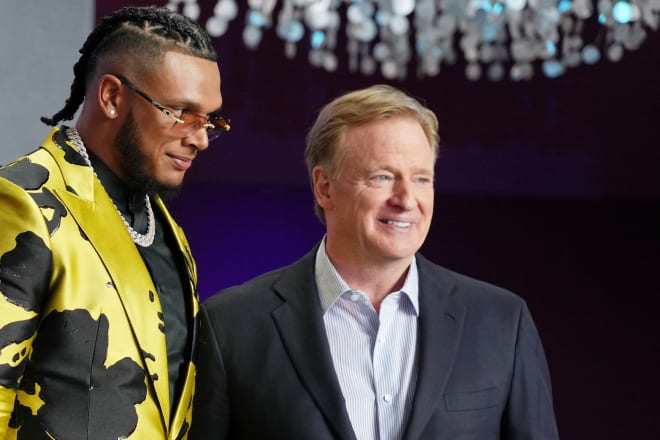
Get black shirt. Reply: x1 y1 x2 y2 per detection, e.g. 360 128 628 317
89 151 190 413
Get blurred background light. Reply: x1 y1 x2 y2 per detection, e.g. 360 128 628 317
166 0 660 80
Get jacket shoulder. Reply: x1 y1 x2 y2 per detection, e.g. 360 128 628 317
417 254 526 312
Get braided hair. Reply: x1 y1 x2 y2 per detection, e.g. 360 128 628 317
41 6 217 126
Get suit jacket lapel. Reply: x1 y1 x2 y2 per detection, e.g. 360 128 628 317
44 133 171 428
270 247 358 440
404 255 466 440
155 197 198 308
156 197 200 438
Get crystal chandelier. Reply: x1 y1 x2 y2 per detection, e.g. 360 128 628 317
165 0 660 81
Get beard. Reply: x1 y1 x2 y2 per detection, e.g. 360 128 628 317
116 112 181 200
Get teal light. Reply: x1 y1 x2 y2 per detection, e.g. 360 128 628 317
558 0 572 13
279 20 304 42
612 1 634 24
375 11 387 26
542 60 565 78
582 45 601 64
311 31 325 49
481 23 499 42
248 10 267 27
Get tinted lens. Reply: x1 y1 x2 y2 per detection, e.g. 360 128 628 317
207 115 230 141
179 113 206 130
174 113 229 141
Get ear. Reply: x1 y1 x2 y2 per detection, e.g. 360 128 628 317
312 165 334 211
97 74 123 119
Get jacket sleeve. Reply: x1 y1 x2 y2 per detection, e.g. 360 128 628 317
502 302 560 439
0 177 53 437
189 304 230 439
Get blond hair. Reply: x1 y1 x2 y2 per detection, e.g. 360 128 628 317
304 84 440 223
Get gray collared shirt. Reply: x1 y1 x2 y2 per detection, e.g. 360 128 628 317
315 238 419 440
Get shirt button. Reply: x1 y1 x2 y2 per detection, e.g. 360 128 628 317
351 294 361 302
383 394 392 403
377 336 385 344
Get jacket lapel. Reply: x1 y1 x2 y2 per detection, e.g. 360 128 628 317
155 197 198 309
156 197 200 438
44 132 171 428
270 247 358 440
403 255 466 440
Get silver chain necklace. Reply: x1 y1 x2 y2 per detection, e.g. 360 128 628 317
65 127 156 247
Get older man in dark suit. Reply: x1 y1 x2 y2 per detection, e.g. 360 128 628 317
191 84 559 439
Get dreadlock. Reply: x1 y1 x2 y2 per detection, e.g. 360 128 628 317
41 6 217 126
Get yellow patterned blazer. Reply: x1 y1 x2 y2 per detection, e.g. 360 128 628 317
0 127 199 439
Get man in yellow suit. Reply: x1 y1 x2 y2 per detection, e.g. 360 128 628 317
0 6 229 439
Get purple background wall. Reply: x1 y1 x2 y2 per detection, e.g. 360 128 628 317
96 2 659 437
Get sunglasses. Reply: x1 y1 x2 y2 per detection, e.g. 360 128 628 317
115 74 230 141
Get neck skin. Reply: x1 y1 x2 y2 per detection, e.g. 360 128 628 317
75 114 125 182
324 240 411 313
74 69 131 183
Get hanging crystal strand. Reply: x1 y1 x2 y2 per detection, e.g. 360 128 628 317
206 0 239 37
165 0 201 21
171 0 660 80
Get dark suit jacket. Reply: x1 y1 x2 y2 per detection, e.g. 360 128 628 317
191 246 558 439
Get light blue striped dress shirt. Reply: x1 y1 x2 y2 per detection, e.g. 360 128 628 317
315 240 419 440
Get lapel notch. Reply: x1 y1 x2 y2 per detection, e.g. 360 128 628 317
404 257 467 440
270 250 358 440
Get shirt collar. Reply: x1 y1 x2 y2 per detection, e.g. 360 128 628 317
315 236 420 315
88 149 146 215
